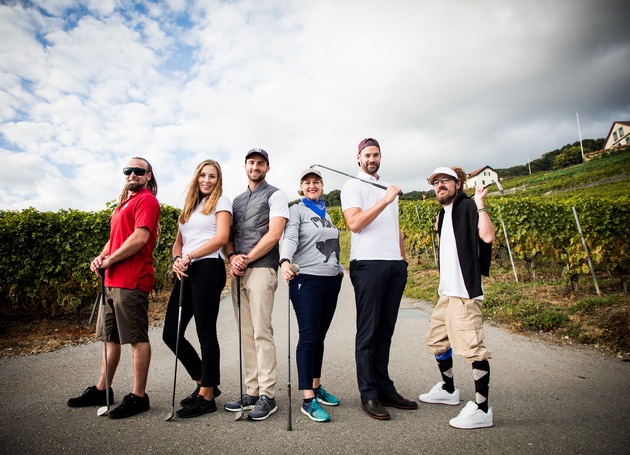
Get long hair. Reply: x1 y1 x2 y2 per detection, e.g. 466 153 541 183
117 157 158 208
179 159 224 224
451 166 467 193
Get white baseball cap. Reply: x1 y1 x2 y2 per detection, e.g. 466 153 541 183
427 167 459 184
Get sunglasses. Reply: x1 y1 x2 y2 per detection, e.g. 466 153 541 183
431 177 454 186
123 167 148 176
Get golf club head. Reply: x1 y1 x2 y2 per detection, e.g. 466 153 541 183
165 410 175 421
235 407 244 421
309 164 318 169
97 405 109 416
290 263 300 274
484 181 504 194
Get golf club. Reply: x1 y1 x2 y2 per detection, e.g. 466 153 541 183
88 293 99 325
165 275 185 421
96 269 110 417
483 180 504 194
310 164 403 196
235 275 245 421
287 263 299 431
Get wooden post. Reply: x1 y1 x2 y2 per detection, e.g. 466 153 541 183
497 206 518 282
571 206 602 297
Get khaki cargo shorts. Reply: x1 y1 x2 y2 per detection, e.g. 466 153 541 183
426 295 491 362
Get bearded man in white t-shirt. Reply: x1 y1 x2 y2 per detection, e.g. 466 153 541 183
418 166 496 430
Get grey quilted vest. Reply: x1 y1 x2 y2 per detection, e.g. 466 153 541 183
232 181 281 268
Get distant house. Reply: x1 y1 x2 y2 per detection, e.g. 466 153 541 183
465 166 498 190
603 121 630 150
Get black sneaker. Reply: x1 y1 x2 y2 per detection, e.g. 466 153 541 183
180 385 221 407
108 393 150 419
67 385 114 407
176 395 217 418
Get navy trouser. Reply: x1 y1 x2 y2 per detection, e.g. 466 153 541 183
350 260 408 402
162 258 225 388
289 273 342 390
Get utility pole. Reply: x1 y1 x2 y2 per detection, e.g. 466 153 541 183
576 112 585 161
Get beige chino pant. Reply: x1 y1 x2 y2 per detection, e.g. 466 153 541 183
231 267 278 398
426 295 491 362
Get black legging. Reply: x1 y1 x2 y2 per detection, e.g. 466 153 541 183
162 258 225 387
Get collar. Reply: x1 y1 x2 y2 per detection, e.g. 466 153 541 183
356 170 380 182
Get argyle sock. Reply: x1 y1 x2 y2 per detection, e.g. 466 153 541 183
472 360 490 413
436 348 455 393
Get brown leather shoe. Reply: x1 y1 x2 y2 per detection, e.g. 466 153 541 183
380 392 418 410
361 399 391 420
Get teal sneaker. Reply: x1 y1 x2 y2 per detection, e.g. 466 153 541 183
315 385 340 406
301 399 331 422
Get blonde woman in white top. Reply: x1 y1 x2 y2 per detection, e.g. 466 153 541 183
162 159 231 418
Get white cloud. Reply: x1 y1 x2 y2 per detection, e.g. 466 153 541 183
0 0 629 211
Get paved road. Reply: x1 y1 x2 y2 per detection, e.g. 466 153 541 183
1 274 629 454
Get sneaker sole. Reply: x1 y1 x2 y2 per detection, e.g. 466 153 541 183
108 407 149 419
316 397 340 406
224 404 256 412
176 408 217 418
247 405 278 421
300 406 330 422
449 420 493 429
419 396 460 406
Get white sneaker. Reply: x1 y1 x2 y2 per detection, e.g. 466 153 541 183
449 401 493 429
419 381 460 405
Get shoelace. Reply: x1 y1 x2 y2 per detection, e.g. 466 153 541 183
253 397 270 412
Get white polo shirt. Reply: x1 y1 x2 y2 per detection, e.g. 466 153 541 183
341 171 402 261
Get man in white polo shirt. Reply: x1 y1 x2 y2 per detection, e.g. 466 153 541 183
341 137 417 420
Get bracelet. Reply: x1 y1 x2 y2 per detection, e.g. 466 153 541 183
227 252 236 259
172 255 181 263
477 208 487 213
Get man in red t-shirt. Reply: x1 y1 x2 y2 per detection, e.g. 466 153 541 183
68 157 160 419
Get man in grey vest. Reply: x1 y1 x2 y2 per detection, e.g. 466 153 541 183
223 148 289 421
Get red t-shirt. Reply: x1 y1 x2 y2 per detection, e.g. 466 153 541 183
105 188 160 292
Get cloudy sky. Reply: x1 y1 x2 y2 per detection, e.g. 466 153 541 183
1 0 629 211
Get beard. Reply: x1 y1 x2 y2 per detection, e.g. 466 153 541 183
126 181 145 192
361 162 380 176
436 186 457 205
248 171 266 183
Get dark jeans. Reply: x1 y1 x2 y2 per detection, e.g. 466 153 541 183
350 260 408 402
162 258 225 387
289 273 343 391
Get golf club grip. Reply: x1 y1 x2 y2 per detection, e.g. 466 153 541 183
369 180 403 196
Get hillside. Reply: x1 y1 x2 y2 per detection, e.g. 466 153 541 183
495 148 630 198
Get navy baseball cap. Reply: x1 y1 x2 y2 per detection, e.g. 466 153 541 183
245 148 269 163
